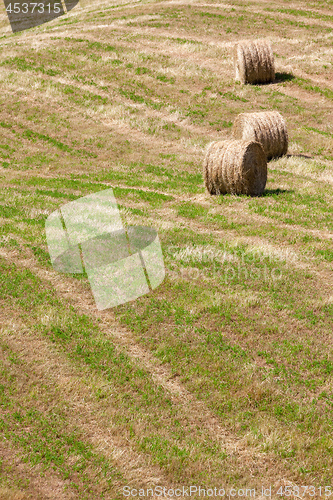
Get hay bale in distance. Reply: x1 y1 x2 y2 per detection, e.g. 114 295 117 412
232 111 288 160
203 140 267 197
234 40 275 84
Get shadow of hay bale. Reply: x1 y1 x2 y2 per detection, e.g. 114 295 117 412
261 188 294 197
274 72 295 83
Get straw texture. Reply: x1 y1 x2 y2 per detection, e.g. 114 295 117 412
234 40 275 84
232 111 288 160
203 140 267 197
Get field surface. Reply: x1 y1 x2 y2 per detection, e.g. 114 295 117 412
0 0 333 498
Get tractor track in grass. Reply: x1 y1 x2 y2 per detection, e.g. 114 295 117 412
77 0 333 32
0 246 306 492
1 0 333 491
0 307 175 498
2 169 332 277
2 172 333 263
1 74 218 142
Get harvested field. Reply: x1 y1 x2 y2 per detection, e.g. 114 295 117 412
0 0 333 498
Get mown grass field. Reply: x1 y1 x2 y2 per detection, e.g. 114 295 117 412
0 0 333 498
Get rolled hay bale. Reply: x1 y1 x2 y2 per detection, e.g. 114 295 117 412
234 40 275 84
203 139 267 197
232 111 288 160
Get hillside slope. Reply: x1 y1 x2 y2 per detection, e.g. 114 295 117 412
0 0 333 497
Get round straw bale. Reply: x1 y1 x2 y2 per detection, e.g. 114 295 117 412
234 40 275 84
232 111 288 160
203 140 267 197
